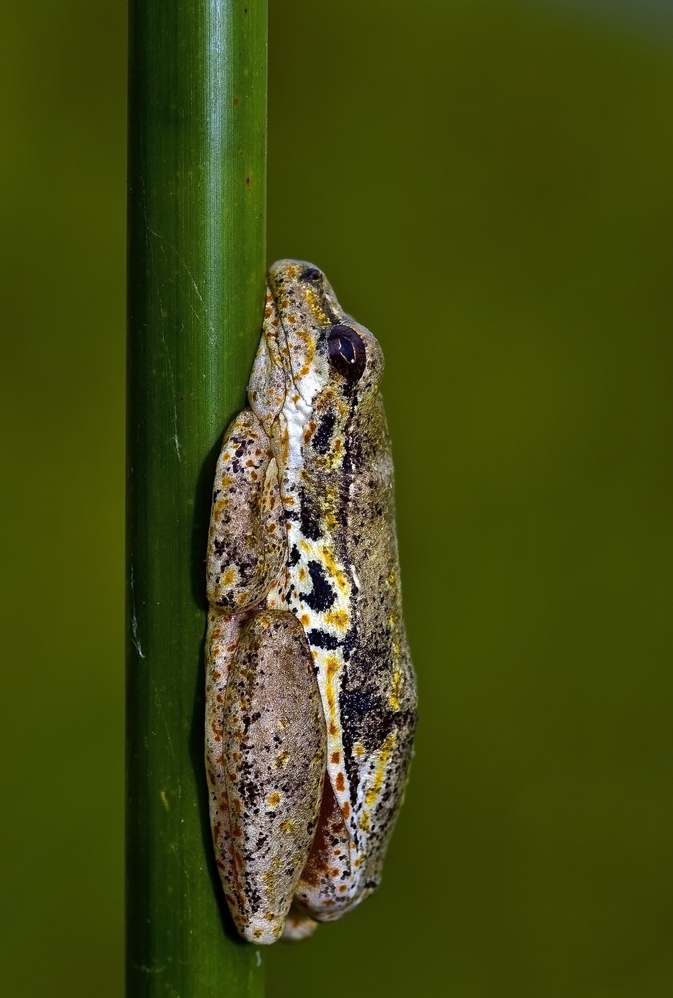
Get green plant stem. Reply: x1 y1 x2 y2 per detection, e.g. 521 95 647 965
126 1 267 994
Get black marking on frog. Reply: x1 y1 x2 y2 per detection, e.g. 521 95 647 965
302 561 336 613
299 490 323 542
312 410 337 455
306 628 340 651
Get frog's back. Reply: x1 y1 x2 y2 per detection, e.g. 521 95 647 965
285 347 417 885
321 388 417 879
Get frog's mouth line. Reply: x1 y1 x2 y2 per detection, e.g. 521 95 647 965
264 306 329 410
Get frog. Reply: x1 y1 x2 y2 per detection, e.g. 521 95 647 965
205 260 417 944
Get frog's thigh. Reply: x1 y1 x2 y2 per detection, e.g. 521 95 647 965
206 409 286 611
223 610 327 945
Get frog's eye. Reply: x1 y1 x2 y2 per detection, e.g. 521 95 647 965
327 325 366 383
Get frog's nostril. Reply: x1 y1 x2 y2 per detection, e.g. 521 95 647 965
302 266 322 282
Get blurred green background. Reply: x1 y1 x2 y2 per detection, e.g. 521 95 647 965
2 1 672 995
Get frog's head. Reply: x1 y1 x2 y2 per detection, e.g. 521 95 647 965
249 260 385 436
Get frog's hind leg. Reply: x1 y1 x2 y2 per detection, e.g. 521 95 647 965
221 610 327 944
292 775 364 923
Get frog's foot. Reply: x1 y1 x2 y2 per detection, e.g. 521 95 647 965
281 903 319 943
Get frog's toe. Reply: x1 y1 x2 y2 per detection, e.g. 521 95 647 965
280 903 319 943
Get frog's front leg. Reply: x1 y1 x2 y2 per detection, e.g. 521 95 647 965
206 409 286 613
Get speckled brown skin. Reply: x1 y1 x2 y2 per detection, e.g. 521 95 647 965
205 261 417 944
221 611 327 942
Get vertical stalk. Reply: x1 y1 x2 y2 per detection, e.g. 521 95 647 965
127 1 267 995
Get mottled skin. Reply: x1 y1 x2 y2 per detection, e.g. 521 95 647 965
205 261 417 944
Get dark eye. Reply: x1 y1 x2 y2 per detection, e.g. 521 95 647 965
327 325 367 382
301 266 322 282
